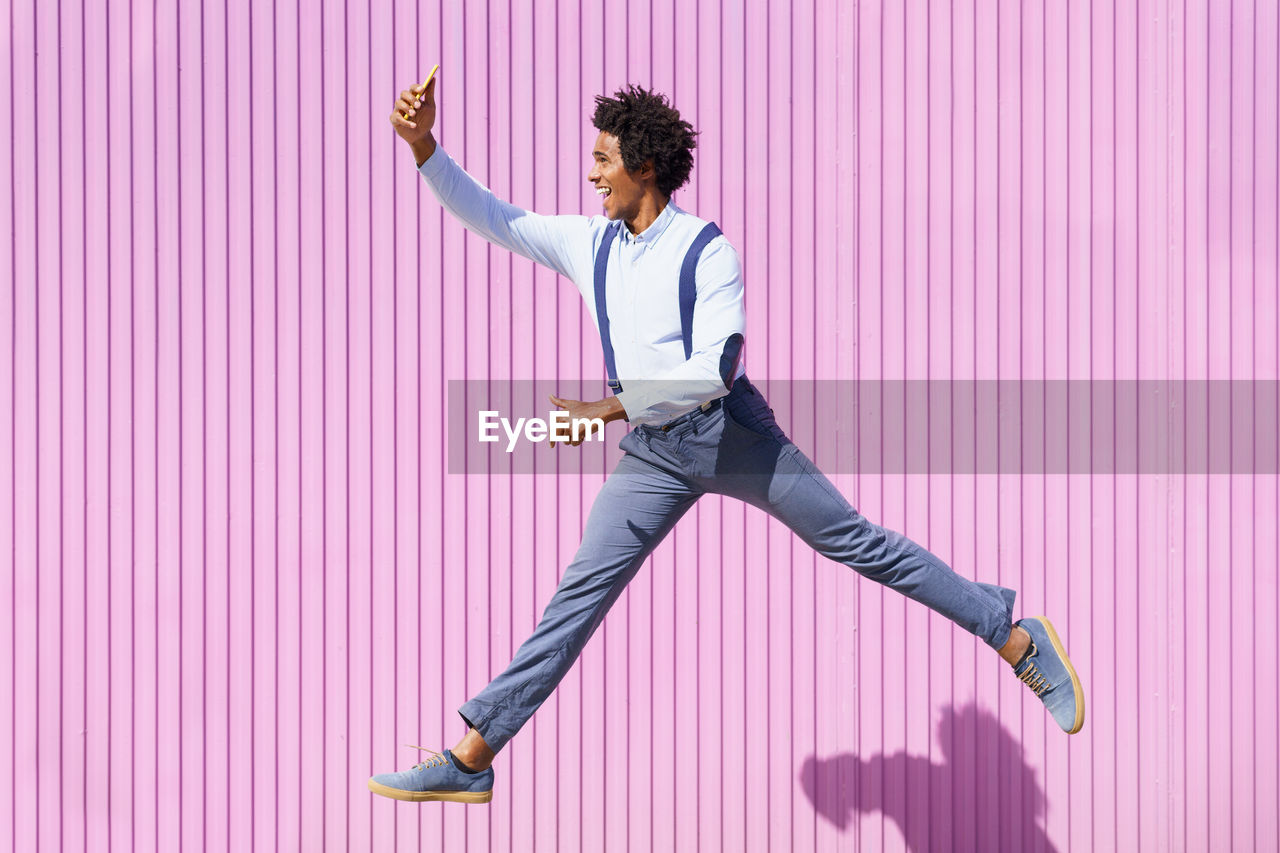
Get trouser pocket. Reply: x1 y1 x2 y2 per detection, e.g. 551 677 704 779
723 379 789 443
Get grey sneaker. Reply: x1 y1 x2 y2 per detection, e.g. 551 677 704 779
1013 617 1086 734
368 747 494 803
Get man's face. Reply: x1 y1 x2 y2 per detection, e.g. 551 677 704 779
587 131 649 222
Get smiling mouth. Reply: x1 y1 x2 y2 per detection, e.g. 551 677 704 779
595 186 612 201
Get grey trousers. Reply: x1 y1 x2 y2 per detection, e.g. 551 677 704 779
458 377 1016 753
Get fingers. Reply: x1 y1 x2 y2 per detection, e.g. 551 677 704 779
545 394 603 447
551 432 583 448
396 91 422 118
390 92 417 127
414 74 438 103
392 72 438 134
403 79 435 118
389 112 417 130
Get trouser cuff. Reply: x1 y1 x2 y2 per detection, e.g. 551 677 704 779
976 582 1017 650
458 700 514 755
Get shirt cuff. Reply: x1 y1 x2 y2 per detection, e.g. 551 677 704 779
417 143 448 179
613 390 639 422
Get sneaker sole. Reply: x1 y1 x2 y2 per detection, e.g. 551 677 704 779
367 779 494 803
1037 616 1086 734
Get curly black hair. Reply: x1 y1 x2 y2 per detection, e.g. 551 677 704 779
592 85 698 197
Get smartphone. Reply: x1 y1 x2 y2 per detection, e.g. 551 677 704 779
402 64 440 118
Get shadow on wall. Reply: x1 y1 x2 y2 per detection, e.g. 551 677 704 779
799 704 1057 853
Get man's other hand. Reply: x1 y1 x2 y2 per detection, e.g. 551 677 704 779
548 394 626 448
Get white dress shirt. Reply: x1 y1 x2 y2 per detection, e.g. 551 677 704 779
418 145 748 426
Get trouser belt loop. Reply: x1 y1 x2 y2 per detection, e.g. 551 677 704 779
690 397 719 433
690 400 709 434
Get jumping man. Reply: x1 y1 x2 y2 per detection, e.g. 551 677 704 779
369 75 1085 804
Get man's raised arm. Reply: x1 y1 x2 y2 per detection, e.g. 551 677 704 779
390 74 590 282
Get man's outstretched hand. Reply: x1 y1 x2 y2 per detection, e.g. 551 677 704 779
390 74 439 166
548 394 628 448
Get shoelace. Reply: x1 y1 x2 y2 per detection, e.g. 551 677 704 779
405 744 449 772
1016 641 1050 696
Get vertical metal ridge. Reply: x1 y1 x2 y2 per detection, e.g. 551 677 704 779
5 0 12 834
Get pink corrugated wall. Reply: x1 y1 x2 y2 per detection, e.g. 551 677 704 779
3 0 1277 850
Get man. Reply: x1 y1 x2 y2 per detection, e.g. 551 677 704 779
370 77 1085 804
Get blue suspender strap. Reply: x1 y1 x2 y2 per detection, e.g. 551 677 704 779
593 221 623 394
679 222 723 359
597 219 723 394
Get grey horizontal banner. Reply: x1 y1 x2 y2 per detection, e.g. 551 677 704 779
447 380 1280 475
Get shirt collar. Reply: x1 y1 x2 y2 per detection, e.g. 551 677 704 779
621 200 681 246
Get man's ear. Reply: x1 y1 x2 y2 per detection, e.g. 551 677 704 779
639 159 656 183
